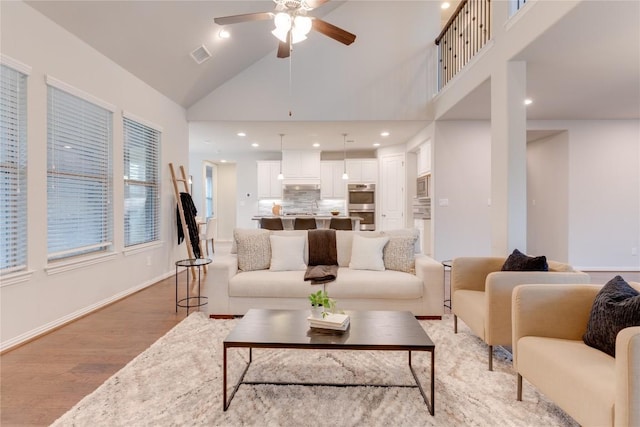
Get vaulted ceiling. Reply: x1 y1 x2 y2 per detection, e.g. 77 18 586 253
23 1 640 155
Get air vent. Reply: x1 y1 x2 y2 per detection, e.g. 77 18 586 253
190 45 211 64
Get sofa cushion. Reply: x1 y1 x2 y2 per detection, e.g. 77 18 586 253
383 236 417 273
229 270 311 298
517 336 615 427
583 275 640 357
269 234 307 272
327 268 423 299
349 234 389 271
234 228 271 271
501 249 548 271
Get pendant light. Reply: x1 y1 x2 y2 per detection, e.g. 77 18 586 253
341 133 349 180
277 133 285 180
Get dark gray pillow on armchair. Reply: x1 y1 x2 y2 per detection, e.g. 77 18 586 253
501 249 548 271
583 275 640 357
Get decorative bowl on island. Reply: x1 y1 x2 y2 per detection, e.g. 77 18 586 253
331 211 340 216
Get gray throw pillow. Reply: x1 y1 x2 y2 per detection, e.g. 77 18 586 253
501 249 548 271
583 275 640 357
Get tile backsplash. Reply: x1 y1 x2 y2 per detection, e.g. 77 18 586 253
258 188 346 216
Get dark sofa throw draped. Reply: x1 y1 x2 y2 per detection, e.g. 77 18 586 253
176 192 202 259
304 229 338 284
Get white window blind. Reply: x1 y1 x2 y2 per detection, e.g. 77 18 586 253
123 116 160 247
47 85 113 260
0 64 28 273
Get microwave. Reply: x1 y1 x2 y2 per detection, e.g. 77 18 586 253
417 174 430 199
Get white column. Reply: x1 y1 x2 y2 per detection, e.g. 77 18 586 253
490 61 527 255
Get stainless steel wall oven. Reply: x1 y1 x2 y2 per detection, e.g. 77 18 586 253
348 183 376 231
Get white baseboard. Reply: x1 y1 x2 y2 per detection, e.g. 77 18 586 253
0 270 175 353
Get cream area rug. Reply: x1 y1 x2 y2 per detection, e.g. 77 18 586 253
52 313 577 427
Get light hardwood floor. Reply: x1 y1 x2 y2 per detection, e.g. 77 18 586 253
1 261 638 426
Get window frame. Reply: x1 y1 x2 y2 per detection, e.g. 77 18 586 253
0 57 30 279
45 76 115 264
122 112 161 248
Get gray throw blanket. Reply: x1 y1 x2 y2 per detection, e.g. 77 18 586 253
304 229 338 284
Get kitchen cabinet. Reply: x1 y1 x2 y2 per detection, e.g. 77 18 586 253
346 159 378 183
320 161 346 199
257 161 282 198
282 150 321 180
417 141 431 176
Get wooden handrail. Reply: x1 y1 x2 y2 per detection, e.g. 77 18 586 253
435 0 470 45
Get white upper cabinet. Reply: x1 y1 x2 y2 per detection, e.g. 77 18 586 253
257 160 282 198
320 161 346 199
417 141 431 176
346 159 378 183
282 150 321 180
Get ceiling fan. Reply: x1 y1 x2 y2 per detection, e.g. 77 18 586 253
213 0 356 58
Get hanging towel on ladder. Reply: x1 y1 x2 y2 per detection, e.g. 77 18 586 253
177 192 202 259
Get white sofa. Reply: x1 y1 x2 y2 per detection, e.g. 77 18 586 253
205 229 445 318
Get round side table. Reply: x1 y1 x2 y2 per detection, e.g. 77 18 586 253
175 258 211 315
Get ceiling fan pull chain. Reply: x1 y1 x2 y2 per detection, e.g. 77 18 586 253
288 44 293 117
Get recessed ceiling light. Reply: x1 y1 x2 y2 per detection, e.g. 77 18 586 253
524 98 533 105
219 29 230 39
237 132 246 137
220 159 227 163
251 143 259 147
380 131 390 137
441 2 451 10
312 143 320 148
373 143 381 147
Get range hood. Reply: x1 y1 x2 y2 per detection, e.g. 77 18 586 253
282 183 320 191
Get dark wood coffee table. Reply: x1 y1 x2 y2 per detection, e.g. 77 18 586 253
223 309 435 414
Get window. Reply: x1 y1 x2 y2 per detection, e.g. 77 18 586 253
0 64 28 273
123 115 160 247
47 79 113 261
205 163 214 218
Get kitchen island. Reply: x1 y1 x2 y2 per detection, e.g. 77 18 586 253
251 215 361 230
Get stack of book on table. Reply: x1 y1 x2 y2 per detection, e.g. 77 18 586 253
307 313 350 331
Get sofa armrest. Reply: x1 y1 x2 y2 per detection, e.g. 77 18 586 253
205 254 238 315
511 283 600 367
451 257 505 293
485 271 591 344
615 326 640 427
414 255 445 316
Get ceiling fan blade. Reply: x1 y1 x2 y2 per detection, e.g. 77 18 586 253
214 12 273 26
277 31 291 58
311 18 356 46
306 0 330 9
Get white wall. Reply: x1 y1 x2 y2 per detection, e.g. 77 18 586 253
527 132 569 261
432 119 640 269
432 121 492 261
531 120 640 270
0 2 189 350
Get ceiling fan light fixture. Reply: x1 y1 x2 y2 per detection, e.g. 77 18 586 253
272 27 289 43
274 12 292 31
294 16 312 35
290 30 307 44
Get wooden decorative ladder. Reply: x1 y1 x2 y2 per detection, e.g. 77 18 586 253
169 163 206 287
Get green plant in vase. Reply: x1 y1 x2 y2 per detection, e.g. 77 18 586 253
308 290 336 318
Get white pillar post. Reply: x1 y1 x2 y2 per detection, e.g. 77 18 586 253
490 60 527 255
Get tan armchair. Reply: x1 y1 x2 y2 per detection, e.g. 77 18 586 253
451 256 590 370
512 283 640 427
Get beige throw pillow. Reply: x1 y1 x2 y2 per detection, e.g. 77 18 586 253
234 229 271 271
269 234 307 271
349 234 389 271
